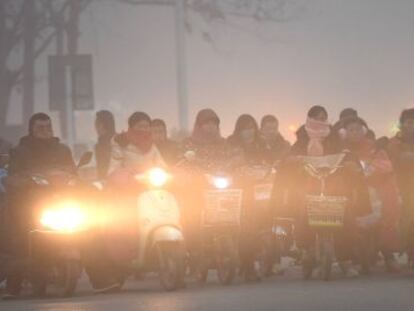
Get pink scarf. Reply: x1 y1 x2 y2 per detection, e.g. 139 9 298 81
305 117 331 156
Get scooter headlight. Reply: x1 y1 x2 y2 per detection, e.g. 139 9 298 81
212 176 231 190
40 201 87 232
148 168 170 187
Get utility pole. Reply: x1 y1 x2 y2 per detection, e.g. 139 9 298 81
174 0 189 132
64 0 81 148
55 7 66 138
22 0 36 126
0 2 8 129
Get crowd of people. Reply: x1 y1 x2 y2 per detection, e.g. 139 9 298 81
1 105 414 298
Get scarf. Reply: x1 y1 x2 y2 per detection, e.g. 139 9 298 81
350 137 393 174
126 129 153 153
305 117 331 156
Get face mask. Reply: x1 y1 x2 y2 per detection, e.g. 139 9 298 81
241 129 256 143
263 131 278 141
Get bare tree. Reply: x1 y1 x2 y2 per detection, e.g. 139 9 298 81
117 0 299 23
115 0 302 131
0 0 91 140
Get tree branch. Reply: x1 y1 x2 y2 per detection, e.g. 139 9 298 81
117 0 172 6
11 0 93 86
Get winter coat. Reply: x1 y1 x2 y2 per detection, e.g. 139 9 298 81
95 134 114 179
107 133 166 176
8 136 75 176
261 134 291 165
156 139 181 166
346 139 401 252
387 133 414 201
227 135 268 166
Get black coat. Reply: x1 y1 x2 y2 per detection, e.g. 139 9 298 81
262 134 291 164
8 136 75 176
95 135 113 179
156 139 181 166
227 135 267 165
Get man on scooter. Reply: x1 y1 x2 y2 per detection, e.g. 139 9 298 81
84 112 167 294
3 113 75 299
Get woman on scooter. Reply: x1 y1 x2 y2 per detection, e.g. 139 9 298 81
275 106 371 278
227 114 269 281
179 109 239 277
343 116 401 273
182 109 232 169
85 112 166 294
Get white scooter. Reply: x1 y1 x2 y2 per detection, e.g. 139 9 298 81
99 167 186 291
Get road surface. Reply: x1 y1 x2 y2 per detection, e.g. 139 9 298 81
1 265 413 311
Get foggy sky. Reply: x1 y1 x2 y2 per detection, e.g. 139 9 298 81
16 0 414 143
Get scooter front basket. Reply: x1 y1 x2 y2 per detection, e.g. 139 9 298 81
203 189 242 227
306 195 347 228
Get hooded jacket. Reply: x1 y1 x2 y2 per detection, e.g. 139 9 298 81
183 109 233 170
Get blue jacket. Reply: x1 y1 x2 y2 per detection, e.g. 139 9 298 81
0 168 7 193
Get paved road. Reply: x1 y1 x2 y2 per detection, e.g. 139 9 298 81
2 265 414 311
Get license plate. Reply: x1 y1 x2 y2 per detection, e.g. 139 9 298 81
203 189 242 226
306 195 347 228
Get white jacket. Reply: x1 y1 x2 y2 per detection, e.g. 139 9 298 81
108 141 166 175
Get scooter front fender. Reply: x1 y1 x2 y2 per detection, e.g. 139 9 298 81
152 226 184 244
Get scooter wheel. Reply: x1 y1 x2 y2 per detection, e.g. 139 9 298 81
195 266 208 284
302 253 314 280
257 235 274 279
31 268 48 298
59 260 81 297
157 243 185 291
215 236 237 286
320 240 333 282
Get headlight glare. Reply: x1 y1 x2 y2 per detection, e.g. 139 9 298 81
40 201 86 232
213 177 230 190
148 168 169 187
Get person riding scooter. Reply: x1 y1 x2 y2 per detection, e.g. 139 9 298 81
84 112 170 294
3 113 76 300
108 112 165 176
275 106 371 279
342 116 401 273
179 109 240 276
228 114 269 282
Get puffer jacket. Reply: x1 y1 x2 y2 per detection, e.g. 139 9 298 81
108 133 166 175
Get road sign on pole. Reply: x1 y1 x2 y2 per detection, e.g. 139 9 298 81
48 54 94 111
48 54 94 147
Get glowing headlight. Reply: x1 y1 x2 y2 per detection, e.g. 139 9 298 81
213 177 230 190
148 168 169 187
40 201 86 232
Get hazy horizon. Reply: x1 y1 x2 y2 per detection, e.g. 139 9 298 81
6 0 414 143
